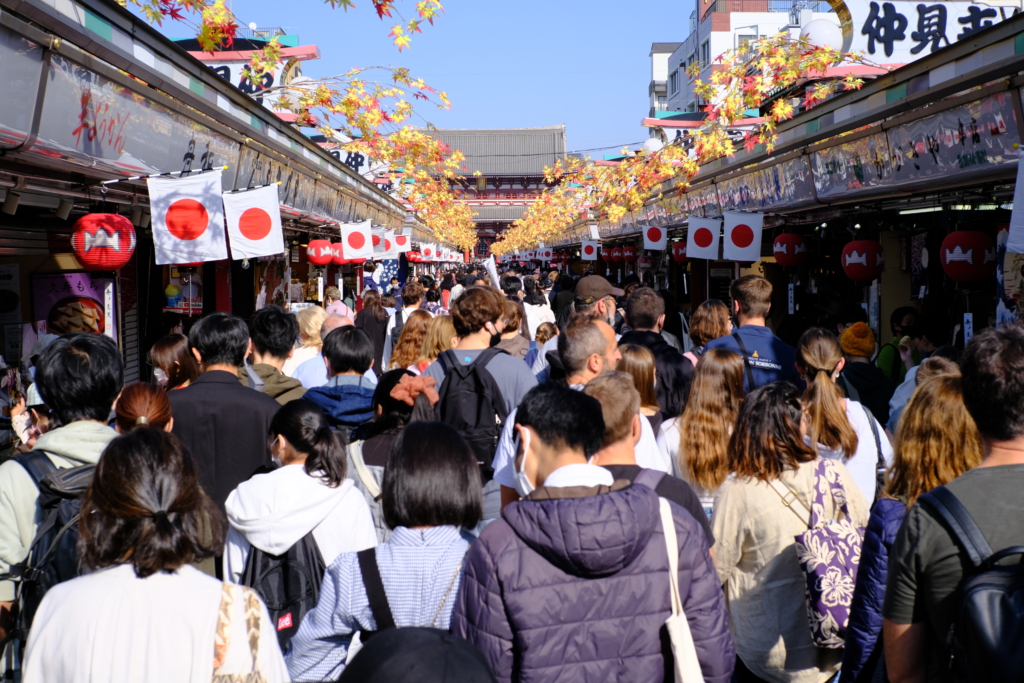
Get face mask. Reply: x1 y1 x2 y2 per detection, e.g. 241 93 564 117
154 368 169 386
513 428 535 498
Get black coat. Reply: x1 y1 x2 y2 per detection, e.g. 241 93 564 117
168 370 282 510
618 329 694 417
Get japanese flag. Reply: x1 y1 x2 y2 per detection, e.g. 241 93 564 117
222 184 284 260
723 211 764 262
422 243 436 260
394 232 412 252
642 225 668 251
686 217 722 260
581 240 598 261
341 220 373 259
379 230 398 260
148 170 227 265
538 247 553 261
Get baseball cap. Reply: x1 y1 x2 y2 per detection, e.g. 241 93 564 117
339 628 496 683
573 275 624 305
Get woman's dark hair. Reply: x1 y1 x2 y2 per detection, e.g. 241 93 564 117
425 288 441 303
79 429 224 578
361 289 388 323
116 383 173 432
728 382 816 482
149 334 200 390
270 400 348 487
37 333 124 424
370 369 416 436
523 276 547 306
382 421 482 530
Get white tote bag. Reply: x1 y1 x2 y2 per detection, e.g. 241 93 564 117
659 498 706 683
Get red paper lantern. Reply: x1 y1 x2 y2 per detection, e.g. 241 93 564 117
307 239 334 266
671 242 691 263
841 240 885 281
331 243 350 265
622 246 639 262
940 230 996 282
349 257 366 265
610 247 624 262
71 214 136 270
773 233 808 267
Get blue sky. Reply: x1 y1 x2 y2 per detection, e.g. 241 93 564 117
164 0 694 153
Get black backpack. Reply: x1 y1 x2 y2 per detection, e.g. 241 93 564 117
0 451 92 651
434 348 509 480
239 530 326 651
918 485 1024 681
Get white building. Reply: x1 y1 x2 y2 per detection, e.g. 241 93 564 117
649 43 684 118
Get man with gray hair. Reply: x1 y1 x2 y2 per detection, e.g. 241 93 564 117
292 314 375 389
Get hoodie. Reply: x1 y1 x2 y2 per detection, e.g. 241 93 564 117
0 420 117 600
237 363 307 405
223 464 377 584
453 482 734 683
303 378 376 431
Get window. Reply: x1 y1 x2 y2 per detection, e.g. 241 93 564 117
669 70 679 94
700 41 710 66
685 53 695 76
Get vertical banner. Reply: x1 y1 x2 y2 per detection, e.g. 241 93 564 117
222 184 285 259
581 240 598 261
686 218 722 260
642 225 668 251
723 211 763 262
341 220 373 260
148 170 227 265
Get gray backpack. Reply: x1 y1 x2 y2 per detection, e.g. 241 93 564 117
346 441 390 543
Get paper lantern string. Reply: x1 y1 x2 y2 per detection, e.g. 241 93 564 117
101 166 229 185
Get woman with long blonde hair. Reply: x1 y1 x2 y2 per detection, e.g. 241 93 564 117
840 373 981 683
283 306 329 377
617 344 662 431
388 309 432 372
413 315 458 374
796 327 893 503
657 347 745 517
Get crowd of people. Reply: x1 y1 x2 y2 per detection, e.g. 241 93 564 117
0 262 1020 683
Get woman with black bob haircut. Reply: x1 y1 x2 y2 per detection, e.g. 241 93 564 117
223 400 376 586
23 429 289 682
285 421 482 682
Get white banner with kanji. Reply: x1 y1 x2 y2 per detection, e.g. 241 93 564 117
148 170 227 265
723 211 764 262
222 184 284 260
686 217 722 260
341 220 373 259
581 240 598 261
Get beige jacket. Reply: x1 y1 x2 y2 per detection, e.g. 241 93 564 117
712 458 869 683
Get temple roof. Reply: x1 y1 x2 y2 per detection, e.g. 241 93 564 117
418 126 566 177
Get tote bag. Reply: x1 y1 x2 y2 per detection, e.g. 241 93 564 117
659 498 706 683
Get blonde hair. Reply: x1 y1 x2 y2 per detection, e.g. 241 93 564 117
418 315 457 365
617 344 660 412
678 348 745 490
534 322 558 347
296 306 330 351
584 372 641 448
797 327 858 456
887 374 982 506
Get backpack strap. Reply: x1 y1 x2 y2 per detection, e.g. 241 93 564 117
918 486 994 569
348 441 381 501
861 403 885 480
357 548 396 631
244 364 265 391
633 468 666 492
732 333 757 391
13 450 57 489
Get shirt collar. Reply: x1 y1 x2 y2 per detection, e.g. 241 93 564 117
543 463 615 489
389 526 463 546
327 374 370 387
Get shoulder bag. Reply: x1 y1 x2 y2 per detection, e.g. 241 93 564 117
212 584 268 683
658 497 706 682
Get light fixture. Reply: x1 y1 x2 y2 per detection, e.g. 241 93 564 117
820 222 827 228
56 198 73 220
2 192 20 216
899 207 943 214
853 223 861 229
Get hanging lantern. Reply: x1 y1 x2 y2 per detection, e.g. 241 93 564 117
773 233 808 267
331 243 350 265
349 257 366 265
841 240 885 281
71 213 136 270
671 241 691 263
622 246 639 262
610 247 624 262
307 239 334 266
940 230 996 282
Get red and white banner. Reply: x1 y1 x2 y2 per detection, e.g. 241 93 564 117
537 247 553 261
222 184 284 260
378 230 398 260
686 218 722 260
394 232 412 252
422 243 436 261
148 170 228 265
340 220 373 260
581 240 598 261
642 225 668 251
723 211 764 262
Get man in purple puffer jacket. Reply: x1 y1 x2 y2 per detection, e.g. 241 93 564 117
452 384 734 683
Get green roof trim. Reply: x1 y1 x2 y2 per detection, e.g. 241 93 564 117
886 82 908 103
83 9 112 42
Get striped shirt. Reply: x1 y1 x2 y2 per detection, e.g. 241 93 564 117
285 526 470 682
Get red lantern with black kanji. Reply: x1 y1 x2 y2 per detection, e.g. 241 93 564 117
773 233 808 267
841 240 885 281
71 214 136 270
331 243 350 265
610 247 624 262
940 230 996 282
672 241 691 263
307 239 333 266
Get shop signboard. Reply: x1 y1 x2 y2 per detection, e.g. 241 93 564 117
32 273 117 343
848 1 1018 65
888 92 1019 188
811 129 894 200
687 184 722 217
761 158 817 211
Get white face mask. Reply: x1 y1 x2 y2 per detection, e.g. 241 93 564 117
154 368 169 386
513 427 535 498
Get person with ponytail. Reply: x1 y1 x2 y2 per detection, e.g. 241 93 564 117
222 400 377 586
23 429 289 682
114 382 173 433
796 327 894 503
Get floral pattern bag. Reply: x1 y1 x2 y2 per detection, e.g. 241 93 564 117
771 459 864 649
